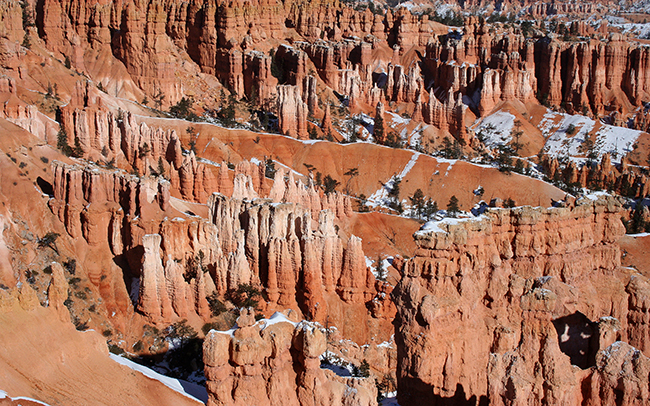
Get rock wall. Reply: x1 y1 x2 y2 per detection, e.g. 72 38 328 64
206 194 379 340
0 77 59 143
392 195 650 405
17 0 650 139
49 161 381 341
203 309 378 406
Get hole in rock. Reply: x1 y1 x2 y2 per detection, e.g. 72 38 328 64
552 311 597 369
36 176 53 196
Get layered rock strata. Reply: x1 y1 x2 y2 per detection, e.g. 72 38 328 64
203 309 378 406
393 195 650 405
205 194 377 337
49 161 379 340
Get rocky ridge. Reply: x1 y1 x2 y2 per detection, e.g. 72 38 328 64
203 309 378 406
49 160 383 342
393 195 650 405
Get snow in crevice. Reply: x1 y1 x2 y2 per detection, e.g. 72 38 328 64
365 153 419 209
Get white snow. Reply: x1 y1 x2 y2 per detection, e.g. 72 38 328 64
593 124 641 162
197 157 221 167
473 111 517 148
365 256 373 268
583 191 612 201
396 1 416 11
611 22 650 39
319 350 354 377
109 354 207 403
258 311 298 329
380 393 401 406
0 390 52 406
627 232 650 237
386 112 410 126
543 113 595 158
408 124 426 148
415 215 487 237
539 109 642 163
365 153 419 209
399 153 420 178
417 220 446 234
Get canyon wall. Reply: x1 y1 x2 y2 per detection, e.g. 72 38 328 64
7 0 649 143
49 161 382 342
203 309 378 406
393 195 650 405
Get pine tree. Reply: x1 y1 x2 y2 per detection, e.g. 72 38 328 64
57 128 73 156
409 189 425 219
374 114 385 144
72 136 84 158
447 195 459 217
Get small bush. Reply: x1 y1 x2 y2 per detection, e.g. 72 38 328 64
169 97 198 121
227 284 261 309
566 124 576 135
68 277 81 288
202 322 220 335
74 320 89 331
108 344 125 355
352 359 371 378
133 341 144 352
64 259 76 274
38 232 60 253
40 156 49 163
207 292 227 317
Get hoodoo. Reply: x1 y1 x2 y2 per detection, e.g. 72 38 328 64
0 0 650 404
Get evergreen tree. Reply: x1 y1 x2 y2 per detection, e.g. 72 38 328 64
447 195 460 217
373 114 385 144
423 198 438 220
57 128 73 156
375 256 386 281
72 136 84 158
323 175 340 195
409 188 425 219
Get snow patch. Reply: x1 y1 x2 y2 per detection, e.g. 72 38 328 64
416 215 487 237
627 232 650 237
473 111 516 148
109 354 207 403
380 395 401 406
258 311 298 329
0 390 53 406
365 153 419 209
539 110 641 163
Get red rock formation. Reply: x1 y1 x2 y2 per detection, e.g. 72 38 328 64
425 89 469 144
49 160 377 336
0 77 59 143
207 194 373 336
541 154 650 199
204 310 378 406
277 85 308 139
392 195 650 405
